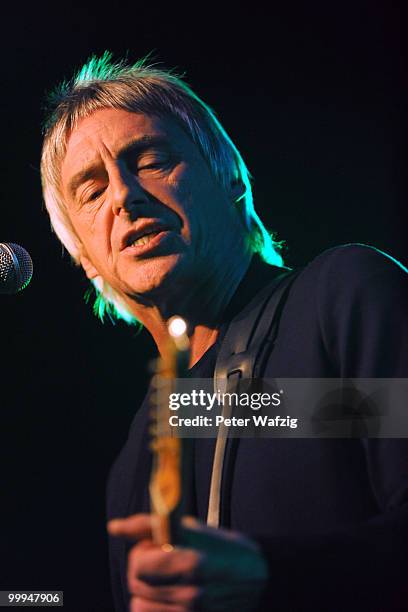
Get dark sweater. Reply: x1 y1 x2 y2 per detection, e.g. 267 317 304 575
107 244 408 611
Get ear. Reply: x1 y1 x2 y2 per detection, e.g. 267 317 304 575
229 180 246 204
80 254 99 280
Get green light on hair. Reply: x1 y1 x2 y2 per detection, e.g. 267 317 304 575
43 50 285 325
76 50 117 82
85 283 141 327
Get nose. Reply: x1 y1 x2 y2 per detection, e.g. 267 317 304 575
110 164 148 217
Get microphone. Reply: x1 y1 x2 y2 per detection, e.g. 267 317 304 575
0 243 33 294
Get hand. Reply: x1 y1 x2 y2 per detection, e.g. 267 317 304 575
108 514 268 611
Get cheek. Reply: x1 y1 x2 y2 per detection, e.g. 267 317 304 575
161 176 196 231
68 208 112 263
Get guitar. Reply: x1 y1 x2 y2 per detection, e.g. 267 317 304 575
149 316 190 550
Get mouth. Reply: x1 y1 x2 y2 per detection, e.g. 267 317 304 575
121 223 174 256
121 223 168 249
127 230 162 248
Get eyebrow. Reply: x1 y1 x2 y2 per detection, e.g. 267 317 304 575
66 135 171 197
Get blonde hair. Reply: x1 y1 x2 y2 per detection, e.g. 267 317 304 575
41 51 283 323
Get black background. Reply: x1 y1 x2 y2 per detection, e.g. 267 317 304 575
0 3 406 611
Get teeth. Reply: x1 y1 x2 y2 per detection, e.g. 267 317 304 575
130 231 160 247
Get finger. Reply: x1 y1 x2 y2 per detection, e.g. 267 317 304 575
107 513 153 540
131 580 200 606
130 596 190 612
128 545 203 587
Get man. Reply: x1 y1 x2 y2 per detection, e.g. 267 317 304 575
41 52 408 611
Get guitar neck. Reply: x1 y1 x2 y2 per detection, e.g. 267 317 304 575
149 319 190 547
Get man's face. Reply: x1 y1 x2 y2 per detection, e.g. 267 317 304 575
60 108 245 303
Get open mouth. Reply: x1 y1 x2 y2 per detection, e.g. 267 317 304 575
122 227 174 256
128 230 162 248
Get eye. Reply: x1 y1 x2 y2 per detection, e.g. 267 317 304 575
85 187 106 203
136 151 173 174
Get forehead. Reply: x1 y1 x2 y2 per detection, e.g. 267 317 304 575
60 108 197 189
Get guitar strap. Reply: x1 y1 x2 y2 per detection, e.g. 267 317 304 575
207 268 299 527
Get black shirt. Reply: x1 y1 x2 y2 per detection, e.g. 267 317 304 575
107 244 408 611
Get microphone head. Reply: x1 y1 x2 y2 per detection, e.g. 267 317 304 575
0 243 33 294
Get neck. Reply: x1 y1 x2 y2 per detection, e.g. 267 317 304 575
125 254 252 366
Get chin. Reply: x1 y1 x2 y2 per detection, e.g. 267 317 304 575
122 252 187 299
